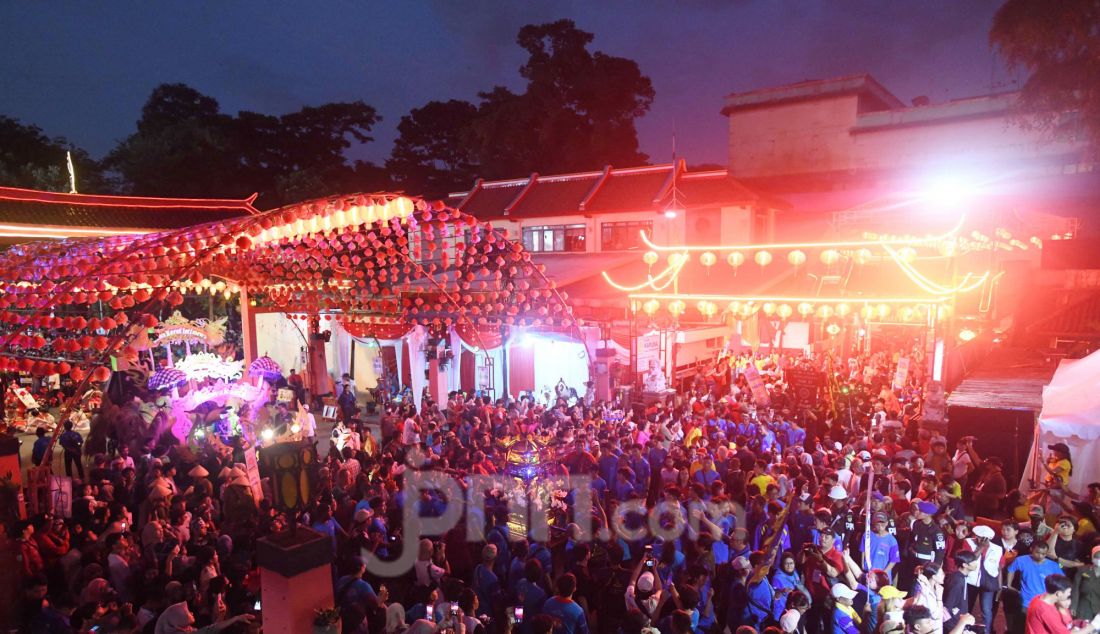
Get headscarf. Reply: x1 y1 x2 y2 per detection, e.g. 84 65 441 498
385 603 407 634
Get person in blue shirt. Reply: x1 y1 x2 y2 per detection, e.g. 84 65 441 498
745 551 775 627
830 583 861 634
334 558 379 610
473 544 503 617
614 468 637 502
513 560 548 634
541 573 588 634
861 513 900 576
771 551 811 622
693 456 721 488
31 427 51 466
598 442 621 486
1007 541 1064 608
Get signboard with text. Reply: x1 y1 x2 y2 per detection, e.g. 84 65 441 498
786 366 823 407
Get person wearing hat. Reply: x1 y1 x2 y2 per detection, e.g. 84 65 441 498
1043 442 1074 490
967 524 1003 631
876 585 907 632
903 501 946 592
862 511 900 576
830 583 860 634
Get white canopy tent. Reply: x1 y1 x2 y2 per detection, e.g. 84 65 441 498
1022 349 1100 494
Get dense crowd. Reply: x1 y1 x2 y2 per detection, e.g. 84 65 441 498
8 348 1100 634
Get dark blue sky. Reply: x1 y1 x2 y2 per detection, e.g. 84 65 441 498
0 1 1013 171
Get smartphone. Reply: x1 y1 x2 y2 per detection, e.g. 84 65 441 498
450 604 460 617
425 609 434 622
254 600 261 611
514 606 524 623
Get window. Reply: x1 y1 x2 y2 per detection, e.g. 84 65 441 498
601 220 653 251
522 224 586 253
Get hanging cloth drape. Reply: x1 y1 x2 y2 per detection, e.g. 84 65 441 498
407 325 428 412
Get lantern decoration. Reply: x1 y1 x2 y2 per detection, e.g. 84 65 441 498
787 250 806 266
820 249 840 266
797 302 814 317
668 300 686 317
899 306 917 322
860 305 876 320
897 247 917 263
876 303 891 319
643 251 659 266
697 300 718 318
740 303 756 319
825 323 842 336
835 303 851 317
777 304 793 320
853 248 873 265
762 302 776 316
700 252 717 268
727 252 745 270
248 355 283 381
148 368 187 391
754 250 773 267
958 328 977 342
816 305 834 319
642 299 660 316
727 301 742 315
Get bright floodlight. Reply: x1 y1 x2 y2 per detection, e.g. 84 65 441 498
261 428 275 441
663 209 679 219
924 175 974 210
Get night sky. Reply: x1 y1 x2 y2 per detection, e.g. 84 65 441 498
0 1 1013 171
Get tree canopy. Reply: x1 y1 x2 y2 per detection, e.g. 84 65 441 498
388 19 655 198
0 116 106 192
990 0 1100 151
104 83 387 207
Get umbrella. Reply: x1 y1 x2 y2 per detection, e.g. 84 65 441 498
148 368 187 391
248 355 282 381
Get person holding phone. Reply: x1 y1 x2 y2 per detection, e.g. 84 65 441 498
626 553 664 622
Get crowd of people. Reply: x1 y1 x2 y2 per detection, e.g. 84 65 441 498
8 346 1100 634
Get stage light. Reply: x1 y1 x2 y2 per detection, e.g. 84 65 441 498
261 428 275 441
194 428 205 439
924 174 974 210
664 209 678 219
290 423 301 434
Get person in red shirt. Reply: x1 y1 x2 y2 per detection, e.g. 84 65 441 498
1027 573 1098 634
14 520 44 579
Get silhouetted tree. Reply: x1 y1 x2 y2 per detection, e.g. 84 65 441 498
0 115 107 192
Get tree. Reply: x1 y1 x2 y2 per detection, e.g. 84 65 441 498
0 116 107 192
105 83 386 207
990 0 1100 150
389 19 655 197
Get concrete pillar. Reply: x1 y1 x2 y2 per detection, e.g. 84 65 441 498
256 527 334 634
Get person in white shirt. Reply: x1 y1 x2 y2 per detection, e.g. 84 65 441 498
966 525 1003 631
300 404 318 444
402 417 421 446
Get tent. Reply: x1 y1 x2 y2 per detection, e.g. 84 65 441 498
1022 349 1100 494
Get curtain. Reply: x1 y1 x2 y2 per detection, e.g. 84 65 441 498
400 341 411 391
460 350 476 392
508 343 535 396
407 325 428 412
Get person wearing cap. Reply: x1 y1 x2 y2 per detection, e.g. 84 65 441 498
1072 545 1100 622
904 500 947 591
1043 442 1074 490
966 524 1003 631
862 511 900 577
876 585 908 632
830 583 860 634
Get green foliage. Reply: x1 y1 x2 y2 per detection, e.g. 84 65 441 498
104 83 387 208
388 19 655 198
0 115 107 192
990 0 1100 150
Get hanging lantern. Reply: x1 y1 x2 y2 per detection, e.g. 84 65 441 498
787 250 806 266
700 252 717 268
860 305 876 320
643 251 659 266
937 240 957 258
777 304 793 320
740 303 756 319
897 247 917 263
816 305 834 319
727 252 745 269
697 300 718 318
835 303 851 317
899 306 917 322
854 248 873 265
754 250 773 267
876 303 891 319
797 302 814 317
825 323 841 336
642 299 660 315
727 301 742 315
761 302 776 316
820 249 840 265
668 300 686 316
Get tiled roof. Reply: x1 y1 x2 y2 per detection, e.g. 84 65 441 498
0 186 259 237
450 162 765 220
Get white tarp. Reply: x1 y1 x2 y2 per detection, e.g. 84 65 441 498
1022 349 1100 494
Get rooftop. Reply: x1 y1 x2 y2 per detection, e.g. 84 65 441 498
721 73 904 115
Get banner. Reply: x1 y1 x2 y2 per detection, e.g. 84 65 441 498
243 446 264 504
11 386 38 409
742 363 771 408
893 357 910 390
786 366 822 407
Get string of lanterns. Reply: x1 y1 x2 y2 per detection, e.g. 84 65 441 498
635 297 952 323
